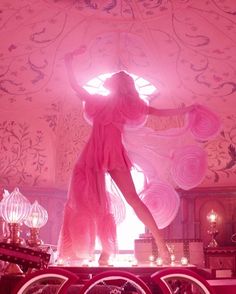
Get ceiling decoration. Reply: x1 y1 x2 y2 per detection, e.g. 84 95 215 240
0 0 235 189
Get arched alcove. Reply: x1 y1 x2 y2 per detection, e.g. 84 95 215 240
199 200 226 248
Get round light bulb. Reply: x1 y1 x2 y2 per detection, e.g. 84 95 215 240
149 255 155 262
181 257 189 266
24 201 48 228
207 210 217 223
0 187 30 223
156 257 163 266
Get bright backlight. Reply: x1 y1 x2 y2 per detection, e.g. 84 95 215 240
83 72 157 99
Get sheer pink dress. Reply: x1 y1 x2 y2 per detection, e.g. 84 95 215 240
57 87 221 261
57 93 148 260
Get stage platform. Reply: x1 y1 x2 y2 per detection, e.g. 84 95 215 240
2 263 235 294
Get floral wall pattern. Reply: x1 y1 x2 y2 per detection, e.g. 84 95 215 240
0 120 46 186
0 0 235 191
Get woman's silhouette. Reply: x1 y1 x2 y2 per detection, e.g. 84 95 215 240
57 46 195 265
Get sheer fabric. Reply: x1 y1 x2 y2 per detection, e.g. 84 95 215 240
58 93 220 260
58 93 148 260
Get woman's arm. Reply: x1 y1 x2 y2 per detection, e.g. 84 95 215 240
148 105 195 117
65 47 91 101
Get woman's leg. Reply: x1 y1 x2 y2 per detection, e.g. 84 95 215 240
109 169 170 263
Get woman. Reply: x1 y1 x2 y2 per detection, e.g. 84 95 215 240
57 47 195 265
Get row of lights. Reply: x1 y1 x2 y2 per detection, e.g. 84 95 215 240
0 187 48 247
149 255 189 267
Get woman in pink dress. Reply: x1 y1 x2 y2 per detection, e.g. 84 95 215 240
57 47 195 265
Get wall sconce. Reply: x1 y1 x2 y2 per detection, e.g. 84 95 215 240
24 201 48 247
207 209 219 248
0 187 30 245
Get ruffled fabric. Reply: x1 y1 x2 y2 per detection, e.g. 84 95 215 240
171 145 208 190
58 94 148 261
122 104 221 228
188 104 221 140
123 126 187 229
58 94 221 261
58 167 118 260
140 181 180 229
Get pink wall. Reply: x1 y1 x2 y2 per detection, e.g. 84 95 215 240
0 0 236 249
0 1 235 191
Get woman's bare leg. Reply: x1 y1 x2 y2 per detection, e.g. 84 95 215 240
108 169 170 263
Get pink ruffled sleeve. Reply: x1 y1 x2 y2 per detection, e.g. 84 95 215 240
188 105 221 140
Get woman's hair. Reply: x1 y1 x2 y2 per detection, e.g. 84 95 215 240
104 71 139 99
103 71 148 125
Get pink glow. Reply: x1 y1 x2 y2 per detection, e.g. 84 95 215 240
0 0 235 255
207 210 218 223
